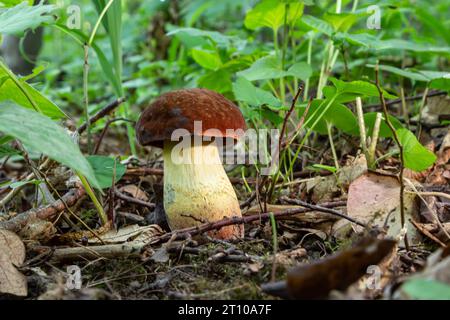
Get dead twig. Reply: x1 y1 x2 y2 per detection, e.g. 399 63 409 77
149 199 364 244
280 196 367 228
0 183 86 232
77 97 126 134
115 190 155 209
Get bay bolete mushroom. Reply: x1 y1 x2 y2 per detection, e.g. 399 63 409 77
136 88 246 239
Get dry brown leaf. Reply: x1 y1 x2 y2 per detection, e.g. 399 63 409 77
18 218 56 242
120 184 149 201
346 172 420 243
285 238 397 299
0 229 27 296
88 224 163 244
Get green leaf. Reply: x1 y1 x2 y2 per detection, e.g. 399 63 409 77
323 12 359 32
286 62 312 80
300 15 333 36
86 155 126 189
298 99 357 135
330 77 397 101
238 56 311 81
237 56 285 81
367 64 449 82
198 69 232 94
260 109 284 126
191 49 222 70
233 77 281 108
0 63 66 119
0 2 56 36
336 33 450 54
244 0 285 31
167 27 234 48
0 0 33 6
0 102 100 188
397 128 436 172
402 279 450 300
430 77 450 93
365 112 404 138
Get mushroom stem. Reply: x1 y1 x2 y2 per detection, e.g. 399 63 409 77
163 140 243 239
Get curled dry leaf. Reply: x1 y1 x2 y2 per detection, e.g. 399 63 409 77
285 238 396 299
0 229 27 296
88 224 164 244
119 184 149 202
345 172 420 244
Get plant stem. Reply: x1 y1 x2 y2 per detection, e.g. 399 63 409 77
375 65 409 250
83 44 92 154
356 97 369 162
327 122 340 169
416 86 429 139
269 212 278 282
400 87 410 129
368 112 382 168
303 33 313 101
77 172 108 225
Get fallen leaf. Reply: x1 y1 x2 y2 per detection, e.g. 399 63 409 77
0 229 27 296
88 224 163 244
346 172 420 243
120 184 149 201
285 238 396 299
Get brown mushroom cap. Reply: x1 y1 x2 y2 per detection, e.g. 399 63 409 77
136 88 247 148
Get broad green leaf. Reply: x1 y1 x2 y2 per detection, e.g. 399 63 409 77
323 12 359 32
330 77 397 100
367 64 449 82
397 128 436 172
260 109 284 126
0 102 100 188
237 56 285 81
233 77 281 108
365 113 403 138
402 279 450 300
238 56 311 81
430 77 450 93
191 49 222 70
336 33 450 54
245 0 304 31
244 0 285 31
300 15 333 36
198 69 232 94
298 99 358 135
167 27 234 48
347 112 404 138
286 62 312 80
0 64 66 119
86 155 126 189
0 2 56 36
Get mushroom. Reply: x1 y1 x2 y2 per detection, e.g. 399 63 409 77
136 88 246 239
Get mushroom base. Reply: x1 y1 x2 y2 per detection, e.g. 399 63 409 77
163 140 243 239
